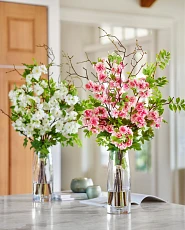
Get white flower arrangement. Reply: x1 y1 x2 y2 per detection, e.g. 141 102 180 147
8 62 82 158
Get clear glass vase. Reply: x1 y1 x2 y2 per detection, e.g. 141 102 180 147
107 151 131 214
32 149 53 202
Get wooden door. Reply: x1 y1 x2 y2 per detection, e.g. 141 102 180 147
0 2 47 195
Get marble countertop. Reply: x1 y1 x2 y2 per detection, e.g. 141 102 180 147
0 194 185 230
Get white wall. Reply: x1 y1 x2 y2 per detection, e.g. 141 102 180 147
60 0 184 19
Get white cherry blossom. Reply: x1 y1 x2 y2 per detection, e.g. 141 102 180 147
65 95 79 105
32 66 42 76
40 65 48 74
34 84 44 96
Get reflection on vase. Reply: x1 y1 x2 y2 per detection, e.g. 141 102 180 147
32 149 53 202
107 151 131 214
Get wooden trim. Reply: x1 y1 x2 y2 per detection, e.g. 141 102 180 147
7 17 35 53
140 0 156 7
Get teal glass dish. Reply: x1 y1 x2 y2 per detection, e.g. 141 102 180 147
86 185 102 199
70 178 93 193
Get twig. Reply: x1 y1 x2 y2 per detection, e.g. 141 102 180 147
0 109 11 119
6 65 22 76
77 52 93 65
99 27 127 60
37 44 55 90
128 40 146 78
37 44 55 63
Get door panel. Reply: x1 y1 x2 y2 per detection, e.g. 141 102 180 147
0 69 34 195
0 2 47 195
9 80 33 195
0 2 47 65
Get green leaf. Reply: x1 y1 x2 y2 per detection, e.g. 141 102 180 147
177 105 181 111
176 97 180 104
169 104 173 111
23 138 28 148
173 104 177 112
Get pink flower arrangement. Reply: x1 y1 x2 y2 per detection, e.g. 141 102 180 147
80 48 185 153
63 35 185 153
83 59 163 151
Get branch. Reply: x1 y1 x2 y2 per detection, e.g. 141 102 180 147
37 44 55 63
99 27 127 60
6 65 22 76
0 109 33 141
63 52 90 80
77 52 93 65
0 109 11 119
37 44 55 90
128 40 146 78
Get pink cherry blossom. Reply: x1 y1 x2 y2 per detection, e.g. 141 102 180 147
155 123 161 129
115 132 123 138
129 96 136 106
98 73 107 83
147 110 159 120
101 84 105 91
122 83 129 91
137 122 146 128
94 93 101 100
138 108 148 117
131 114 138 123
106 125 114 133
124 102 130 111
115 76 121 84
82 117 91 127
119 126 128 134
119 110 127 118
127 128 133 135
137 79 149 91
139 89 152 98
94 62 106 73
118 62 125 71
111 109 119 118
136 102 145 111
111 63 118 74
85 80 94 90
126 139 133 147
129 79 138 88
90 127 99 134
90 116 99 126
93 83 102 93
109 80 116 89
98 125 106 131
136 116 145 124
119 126 133 135
97 107 108 118
84 109 94 118
117 143 127 150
